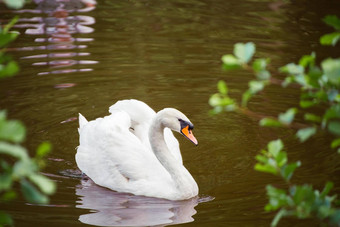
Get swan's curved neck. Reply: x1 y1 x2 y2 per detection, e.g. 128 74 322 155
148 115 195 197
149 118 182 174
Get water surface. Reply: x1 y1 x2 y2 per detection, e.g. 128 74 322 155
1 0 340 226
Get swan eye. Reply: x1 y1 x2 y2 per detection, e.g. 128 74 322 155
178 119 194 130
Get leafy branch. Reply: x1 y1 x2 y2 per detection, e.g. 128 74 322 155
320 15 340 46
0 16 56 226
210 15 340 226
255 139 340 226
210 29 340 150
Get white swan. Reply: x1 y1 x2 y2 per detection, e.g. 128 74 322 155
76 99 199 200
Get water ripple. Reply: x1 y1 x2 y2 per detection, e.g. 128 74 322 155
12 0 98 79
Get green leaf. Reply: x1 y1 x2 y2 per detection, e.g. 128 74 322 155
0 117 26 143
323 15 340 30
3 0 26 9
255 154 268 163
1 190 17 201
330 210 340 225
323 104 340 122
280 63 304 75
331 138 340 148
209 94 221 107
282 76 294 87
321 58 340 85
257 70 271 80
296 127 317 142
335 94 340 102
275 151 287 167
20 179 49 204
0 173 13 191
0 142 28 160
278 108 297 125
0 211 13 226
249 80 266 94
268 139 284 157
209 107 223 115
281 161 301 182
209 94 234 107
253 58 271 80
320 181 334 198
266 185 288 211
299 53 315 68
316 205 335 220
328 89 338 102
294 74 308 87
13 159 36 178
36 142 52 158
316 90 328 101
328 121 340 136
224 104 237 112
0 33 19 48
320 32 340 46
221 54 241 70
0 111 6 121
217 80 228 95
234 42 255 64
300 100 316 108
304 113 321 123
259 118 282 127
0 61 20 78
255 163 278 175
290 185 314 207
28 174 56 195
252 58 268 72
241 90 252 107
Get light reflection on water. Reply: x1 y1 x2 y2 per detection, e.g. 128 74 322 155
13 0 98 76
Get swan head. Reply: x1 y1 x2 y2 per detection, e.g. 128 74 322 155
157 108 198 145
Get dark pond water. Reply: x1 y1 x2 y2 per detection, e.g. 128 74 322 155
1 0 340 226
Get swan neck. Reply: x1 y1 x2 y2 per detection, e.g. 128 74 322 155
149 120 175 164
148 111 198 199
149 117 188 190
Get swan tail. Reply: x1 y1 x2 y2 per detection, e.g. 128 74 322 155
78 113 88 132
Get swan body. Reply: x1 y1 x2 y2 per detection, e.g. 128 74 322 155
76 99 199 200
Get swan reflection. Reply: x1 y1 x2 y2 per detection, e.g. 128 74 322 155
76 179 206 227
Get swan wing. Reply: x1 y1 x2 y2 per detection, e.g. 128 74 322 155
109 99 156 122
109 99 182 163
76 111 172 195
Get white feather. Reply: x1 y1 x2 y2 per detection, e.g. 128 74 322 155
109 99 182 163
76 99 198 200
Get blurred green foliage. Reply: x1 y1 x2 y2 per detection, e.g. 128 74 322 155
1 0 27 9
0 17 19 79
0 15 56 227
210 15 340 226
320 15 340 46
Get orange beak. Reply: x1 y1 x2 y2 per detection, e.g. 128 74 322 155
181 125 198 145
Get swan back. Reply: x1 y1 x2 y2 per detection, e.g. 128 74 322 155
109 99 155 150
109 100 182 163
109 99 155 124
